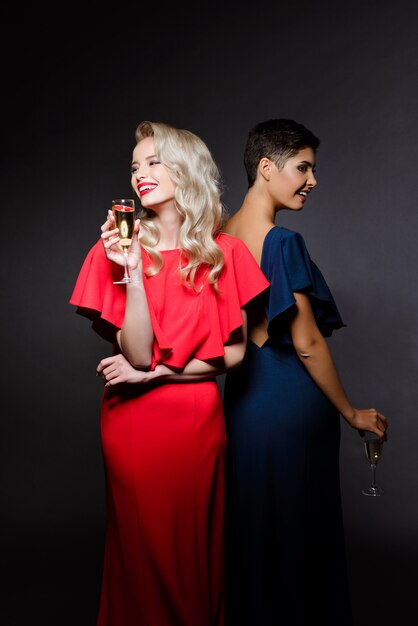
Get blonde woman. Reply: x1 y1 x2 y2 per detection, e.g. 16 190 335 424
70 121 269 626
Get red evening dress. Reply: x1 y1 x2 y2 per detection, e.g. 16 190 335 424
70 234 269 626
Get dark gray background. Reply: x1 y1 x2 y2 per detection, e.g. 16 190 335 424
2 2 417 624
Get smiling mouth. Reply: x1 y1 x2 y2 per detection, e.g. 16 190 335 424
138 183 157 196
297 190 309 201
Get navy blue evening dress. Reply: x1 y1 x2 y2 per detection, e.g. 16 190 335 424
224 226 352 626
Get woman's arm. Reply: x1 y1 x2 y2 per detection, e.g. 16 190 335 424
101 211 154 369
289 292 387 440
97 311 248 385
117 275 153 369
154 322 247 382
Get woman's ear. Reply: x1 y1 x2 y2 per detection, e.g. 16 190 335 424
258 157 272 182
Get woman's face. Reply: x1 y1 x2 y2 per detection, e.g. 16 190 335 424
269 147 317 211
131 137 176 209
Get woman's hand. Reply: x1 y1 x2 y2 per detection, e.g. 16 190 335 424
100 210 142 275
344 408 388 442
97 354 157 387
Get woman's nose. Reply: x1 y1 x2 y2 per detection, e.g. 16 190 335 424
308 171 317 188
133 165 148 180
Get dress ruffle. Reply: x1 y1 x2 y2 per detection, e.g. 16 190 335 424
261 226 345 345
70 233 269 368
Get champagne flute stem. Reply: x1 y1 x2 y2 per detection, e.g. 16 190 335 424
370 463 377 489
123 250 130 281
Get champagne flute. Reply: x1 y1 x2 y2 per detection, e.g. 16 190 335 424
362 433 384 496
111 198 136 285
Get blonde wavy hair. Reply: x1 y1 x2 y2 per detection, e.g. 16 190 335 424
135 121 226 291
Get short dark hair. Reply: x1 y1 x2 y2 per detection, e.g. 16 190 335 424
244 118 320 187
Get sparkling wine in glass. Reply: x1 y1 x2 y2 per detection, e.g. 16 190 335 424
112 198 136 285
362 434 384 496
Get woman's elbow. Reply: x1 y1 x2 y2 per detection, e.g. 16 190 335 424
131 359 152 370
226 343 246 371
119 339 152 370
127 350 153 370
293 335 321 360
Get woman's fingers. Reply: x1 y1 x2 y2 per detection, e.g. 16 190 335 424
353 408 388 442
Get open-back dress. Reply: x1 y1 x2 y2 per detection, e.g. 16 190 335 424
224 226 352 626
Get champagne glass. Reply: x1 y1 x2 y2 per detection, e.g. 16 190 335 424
111 198 136 285
362 433 384 496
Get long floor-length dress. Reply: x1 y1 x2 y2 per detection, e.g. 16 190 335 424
224 226 352 626
70 233 269 626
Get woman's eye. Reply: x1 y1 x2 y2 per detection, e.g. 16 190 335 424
297 165 308 173
149 160 161 166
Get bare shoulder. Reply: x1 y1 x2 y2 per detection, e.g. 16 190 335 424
223 212 240 236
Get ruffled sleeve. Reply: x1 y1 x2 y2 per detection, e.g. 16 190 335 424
145 234 269 369
187 234 270 365
69 239 127 341
261 227 345 345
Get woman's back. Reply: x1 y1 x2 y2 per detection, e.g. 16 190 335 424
223 223 352 626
